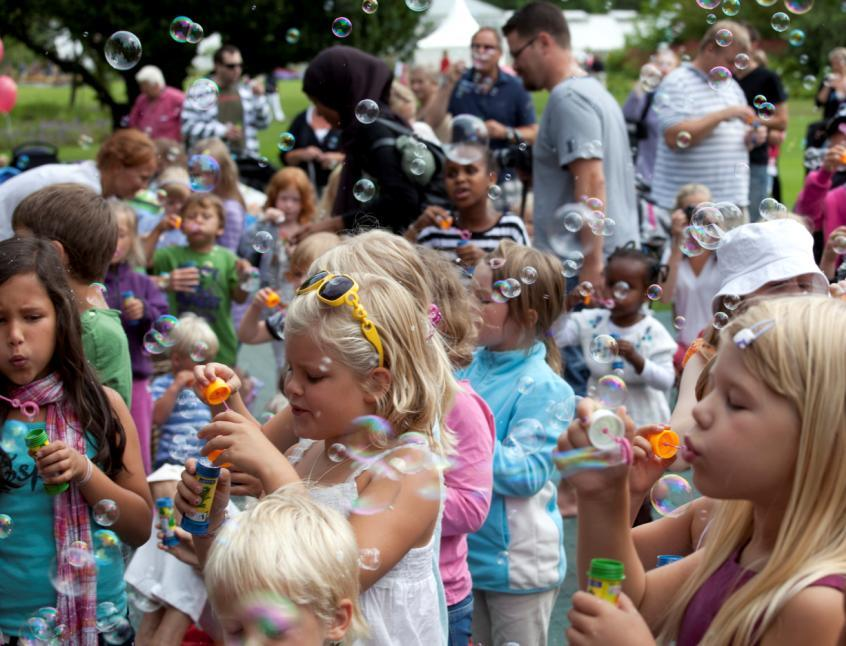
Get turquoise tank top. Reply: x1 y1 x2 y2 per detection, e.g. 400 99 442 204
0 420 127 637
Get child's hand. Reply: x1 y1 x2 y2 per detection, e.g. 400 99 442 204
174 457 231 538
616 339 645 373
122 297 144 321
169 267 200 292
229 468 265 497
235 259 254 280
157 526 200 569
455 242 485 267
822 144 846 173
567 592 655 646
33 441 87 485
630 426 676 499
253 287 277 308
158 212 182 231
264 207 287 224
823 226 846 258
197 410 278 478
193 362 242 395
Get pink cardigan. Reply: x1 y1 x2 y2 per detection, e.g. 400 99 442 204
795 168 846 241
440 380 495 606
128 86 185 141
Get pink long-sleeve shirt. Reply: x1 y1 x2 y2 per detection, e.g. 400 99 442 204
440 380 495 606
128 86 185 141
795 168 846 241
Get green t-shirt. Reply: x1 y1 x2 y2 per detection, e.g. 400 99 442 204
80 308 132 406
152 245 239 367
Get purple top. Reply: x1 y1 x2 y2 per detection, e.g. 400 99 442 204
622 89 660 188
104 263 169 380
678 549 846 645
440 381 495 605
218 197 246 253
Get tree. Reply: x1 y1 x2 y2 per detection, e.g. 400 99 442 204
0 0 425 126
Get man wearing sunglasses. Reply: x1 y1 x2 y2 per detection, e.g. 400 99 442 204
181 44 272 165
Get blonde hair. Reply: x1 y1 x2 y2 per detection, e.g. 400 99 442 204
205 485 366 642
169 313 219 361
108 199 145 268
829 47 846 65
318 165 343 220
191 137 246 208
416 246 479 369
285 271 456 454
674 183 711 210
660 296 846 644
290 232 343 274
390 81 416 118
487 240 566 373
699 21 751 53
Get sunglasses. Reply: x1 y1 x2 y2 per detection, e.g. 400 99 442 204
296 271 385 368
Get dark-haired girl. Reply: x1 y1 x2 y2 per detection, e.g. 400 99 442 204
552 244 677 426
0 237 153 644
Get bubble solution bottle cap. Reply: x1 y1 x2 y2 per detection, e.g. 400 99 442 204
588 558 625 581
203 378 231 406
648 427 680 460
171 216 182 230
25 428 69 495
265 291 280 308
438 215 454 229
587 410 625 450
656 554 683 567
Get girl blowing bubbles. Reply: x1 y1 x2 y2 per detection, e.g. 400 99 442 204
567 296 846 645
0 238 153 643
179 271 458 645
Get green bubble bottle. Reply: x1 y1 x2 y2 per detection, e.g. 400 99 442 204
25 428 69 495
586 558 625 604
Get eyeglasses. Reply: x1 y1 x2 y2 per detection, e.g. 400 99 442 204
471 44 499 52
296 271 385 368
221 63 243 70
509 36 537 62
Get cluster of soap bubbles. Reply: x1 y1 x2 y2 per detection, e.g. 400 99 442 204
759 197 788 220
143 314 180 355
17 606 67 645
96 601 134 643
492 278 522 303
169 16 204 44
187 153 220 192
50 541 96 597
104 31 142 71
445 114 489 164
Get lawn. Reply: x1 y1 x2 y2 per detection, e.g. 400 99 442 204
2 77 817 206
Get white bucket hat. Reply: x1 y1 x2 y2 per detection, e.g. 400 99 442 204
711 218 828 312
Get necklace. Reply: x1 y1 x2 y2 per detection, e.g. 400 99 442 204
306 447 353 484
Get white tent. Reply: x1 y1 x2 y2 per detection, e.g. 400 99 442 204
415 0 481 68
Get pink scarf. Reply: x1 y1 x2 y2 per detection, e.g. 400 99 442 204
12 373 97 646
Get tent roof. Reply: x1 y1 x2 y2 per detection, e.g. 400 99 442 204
418 0 481 49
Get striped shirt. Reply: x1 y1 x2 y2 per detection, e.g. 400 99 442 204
415 212 530 255
649 64 750 210
181 82 271 158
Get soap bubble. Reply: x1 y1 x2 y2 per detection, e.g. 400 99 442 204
550 396 577 423
577 281 594 298
589 334 619 364
186 22 204 44
93 529 121 565
285 28 301 44
787 28 805 46
187 154 220 192
508 418 547 454
350 462 401 515
409 157 427 176
96 602 122 633
646 284 663 301
101 617 134 644
639 63 662 92
405 0 431 10
93 499 119 526
706 12 717 23
756 0 777 4
355 99 380 124
707 66 732 91
770 11 790 31
277 132 295 152
0 514 12 539
520 266 538 285
19 616 51 643
362 0 379 12
359 547 381 570
487 185 503 200
186 78 219 111
50 546 95 596
721 0 740 14
784 0 813 13
517 376 535 394
142 330 166 355
650 474 694 517
78 133 94 149
189 340 210 362
753 94 767 109
104 31 142 71
612 281 630 301
715 28 733 46
723 294 742 311
563 210 584 232
696 0 720 6
715 201 745 230
676 131 692 148
153 314 179 345
445 114 488 164
353 178 376 202
803 75 817 91
169 16 193 42
832 235 846 255
499 278 522 299
597 375 627 407
673 315 686 330
328 443 347 463
757 102 775 121
759 197 787 220
252 230 274 254
712 311 730 329
734 52 750 70
331 17 352 38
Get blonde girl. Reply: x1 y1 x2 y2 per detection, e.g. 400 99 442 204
568 296 846 645
180 270 458 644
190 137 246 252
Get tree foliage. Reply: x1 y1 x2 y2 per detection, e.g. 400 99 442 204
0 0 425 125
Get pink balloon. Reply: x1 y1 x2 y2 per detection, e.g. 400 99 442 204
0 76 17 114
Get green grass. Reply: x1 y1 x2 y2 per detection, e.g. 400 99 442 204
1 77 817 206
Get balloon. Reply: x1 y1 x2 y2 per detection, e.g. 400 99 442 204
0 76 17 114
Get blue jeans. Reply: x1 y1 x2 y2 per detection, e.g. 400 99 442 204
448 592 474 646
748 162 770 223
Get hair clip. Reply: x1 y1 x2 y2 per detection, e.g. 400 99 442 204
733 319 775 349
428 303 443 328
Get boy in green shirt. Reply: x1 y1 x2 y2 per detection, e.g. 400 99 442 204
12 183 133 406
152 194 249 367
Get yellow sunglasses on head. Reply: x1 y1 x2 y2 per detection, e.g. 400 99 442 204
296 270 384 368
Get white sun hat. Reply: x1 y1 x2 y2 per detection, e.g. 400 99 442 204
711 218 829 312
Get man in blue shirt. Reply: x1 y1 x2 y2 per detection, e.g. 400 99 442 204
447 27 538 150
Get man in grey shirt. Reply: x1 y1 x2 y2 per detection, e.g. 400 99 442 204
504 1 639 293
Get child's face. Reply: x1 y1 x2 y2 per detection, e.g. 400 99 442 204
182 205 224 247
605 257 647 317
0 273 57 386
112 219 133 265
689 342 800 506
170 350 194 374
445 159 493 211
163 191 188 216
471 262 524 351
216 597 342 646
283 333 377 442
274 187 303 221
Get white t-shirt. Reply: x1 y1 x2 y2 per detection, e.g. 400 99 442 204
0 161 101 239
673 254 722 346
